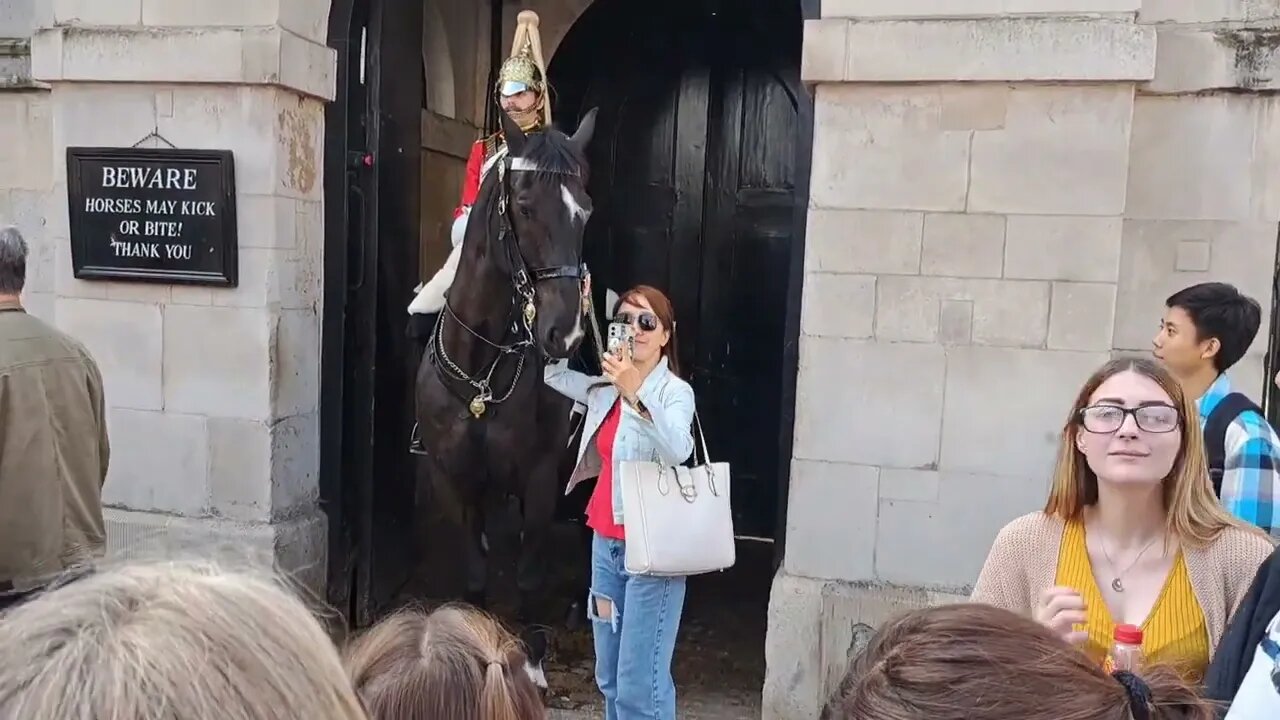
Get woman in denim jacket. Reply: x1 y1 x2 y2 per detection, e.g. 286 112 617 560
544 283 695 720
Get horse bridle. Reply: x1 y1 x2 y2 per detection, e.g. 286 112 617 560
431 152 588 420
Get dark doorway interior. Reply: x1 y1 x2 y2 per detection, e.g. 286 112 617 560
550 0 807 542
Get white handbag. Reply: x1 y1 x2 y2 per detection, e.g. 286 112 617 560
617 413 736 576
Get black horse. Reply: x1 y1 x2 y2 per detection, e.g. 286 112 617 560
415 108 598 623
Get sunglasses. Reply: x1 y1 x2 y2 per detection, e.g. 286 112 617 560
614 311 660 332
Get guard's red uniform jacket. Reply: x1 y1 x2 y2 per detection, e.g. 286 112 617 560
454 133 504 220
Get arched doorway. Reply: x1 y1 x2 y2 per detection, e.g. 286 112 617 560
550 0 810 542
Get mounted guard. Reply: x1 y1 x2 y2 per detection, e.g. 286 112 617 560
406 9 553 337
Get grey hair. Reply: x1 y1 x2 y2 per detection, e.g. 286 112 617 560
0 560 369 720
0 225 27 295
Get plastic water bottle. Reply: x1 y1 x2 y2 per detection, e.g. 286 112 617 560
1104 624 1144 673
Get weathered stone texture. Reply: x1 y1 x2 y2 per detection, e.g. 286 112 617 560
823 0 1140 16
1126 95 1280 222
51 0 142 25
162 305 274 419
793 338 946 468
101 408 209 515
1048 281 1118 351
800 273 876 338
804 209 923 275
968 85 1135 215
0 91 52 191
1138 0 1280 23
1004 216 1123 282
783 461 879 582
802 18 1155 83
876 276 1050 347
921 213 1006 278
55 298 163 410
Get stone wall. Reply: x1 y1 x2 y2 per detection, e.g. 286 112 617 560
765 2 1280 717
26 0 335 595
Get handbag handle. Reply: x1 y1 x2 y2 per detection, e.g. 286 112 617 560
692 410 712 467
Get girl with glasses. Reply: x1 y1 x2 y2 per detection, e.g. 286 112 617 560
972 357 1272 682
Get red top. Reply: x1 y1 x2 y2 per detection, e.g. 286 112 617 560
454 139 487 220
586 400 625 540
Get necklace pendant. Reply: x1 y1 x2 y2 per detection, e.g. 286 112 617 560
523 300 537 326
469 396 487 419
1111 578 1124 593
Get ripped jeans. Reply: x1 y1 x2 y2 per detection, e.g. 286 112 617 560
589 533 687 720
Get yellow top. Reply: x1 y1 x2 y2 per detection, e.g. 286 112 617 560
1055 520 1210 682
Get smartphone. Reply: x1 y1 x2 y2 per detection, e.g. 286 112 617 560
607 321 634 359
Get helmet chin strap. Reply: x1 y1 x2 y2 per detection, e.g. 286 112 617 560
505 96 545 133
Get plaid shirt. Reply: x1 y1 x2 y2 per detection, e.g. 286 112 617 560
1197 374 1280 538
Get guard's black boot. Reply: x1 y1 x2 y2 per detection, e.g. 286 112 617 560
406 312 438 341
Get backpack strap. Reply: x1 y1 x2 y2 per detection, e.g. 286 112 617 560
1204 392 1264 497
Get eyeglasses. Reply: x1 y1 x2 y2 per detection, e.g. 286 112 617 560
614 311 659 333
1078 404 1180 434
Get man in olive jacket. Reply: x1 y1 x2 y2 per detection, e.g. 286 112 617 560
0 226 109 611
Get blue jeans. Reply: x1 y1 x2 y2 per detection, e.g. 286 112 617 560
589 533 687 720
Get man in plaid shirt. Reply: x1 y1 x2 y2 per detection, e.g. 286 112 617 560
1154 282 1280 537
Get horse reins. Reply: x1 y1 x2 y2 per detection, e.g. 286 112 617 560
431 152 589 419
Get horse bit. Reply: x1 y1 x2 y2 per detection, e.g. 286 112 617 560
431 155 588 420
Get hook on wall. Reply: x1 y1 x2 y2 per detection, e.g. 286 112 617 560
130 129 177 150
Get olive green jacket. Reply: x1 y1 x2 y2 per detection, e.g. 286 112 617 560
0 298 109 593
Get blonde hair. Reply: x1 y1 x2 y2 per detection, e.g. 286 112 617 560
1043 356 1252 547
0 561 368 720
824 603 1217 720
344 603 544 720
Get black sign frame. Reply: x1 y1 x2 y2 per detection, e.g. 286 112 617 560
66 147 239 287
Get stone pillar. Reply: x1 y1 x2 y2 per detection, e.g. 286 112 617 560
29 1 335 594
0 0 52 320
765 4 1155 718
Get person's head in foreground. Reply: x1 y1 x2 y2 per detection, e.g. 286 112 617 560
344 603 545 720
0 561 368 720
821 602 1217 720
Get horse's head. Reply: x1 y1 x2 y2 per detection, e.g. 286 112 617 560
499 107 597 359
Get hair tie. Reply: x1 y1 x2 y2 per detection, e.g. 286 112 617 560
1111 670 1152 720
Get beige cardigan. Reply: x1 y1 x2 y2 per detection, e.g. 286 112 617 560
971 512 1275 657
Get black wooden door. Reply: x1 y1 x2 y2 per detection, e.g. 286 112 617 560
552 0 803 539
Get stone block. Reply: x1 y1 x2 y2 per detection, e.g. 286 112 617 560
969 85 1135 216
837 18 1155 83
1138 0 1278 23
103 506 327 598
784 461 880 582
801 17 847 83
940 85 1009 132
1004 216 1122 282
53 0 142 25
101 409 209 516
1113 220 1277 352
921 213 1006 278
1126 95 1279 222
153 87 276 198
163 305 273 419
273 309 320 417
811 85 971 212
53 238 108 300
271 412 320 517
763 572 827 720
32 26 335 101
141 0 277 27
0 91 52 191
55 298 163 410
5 190 52 293
1229 353 1268 405
939 299 974 345
49 85 157 169
941 346 1110 477
1175 239 1211 272
20 291 54 322
803 209 923 275
278 0 330 44
879 468 940 502
876 276 1050 347
236 194 299 250
823 0 1139 15
794 338 946 468
208 418 272 522
876 470 1052 587
801 273 875 339
1145 28 1280 95
1048 281 1117 351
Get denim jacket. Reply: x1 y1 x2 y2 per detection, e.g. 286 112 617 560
544 356 696 525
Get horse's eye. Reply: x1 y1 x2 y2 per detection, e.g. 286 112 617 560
518 205 533 219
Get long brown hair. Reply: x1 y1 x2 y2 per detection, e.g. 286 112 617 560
613 284 681 377
1043 356 1248 548
822 603 1217 720
344 603 544 720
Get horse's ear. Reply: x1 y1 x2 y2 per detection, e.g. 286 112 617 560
571 107 599 150
500 109 528 155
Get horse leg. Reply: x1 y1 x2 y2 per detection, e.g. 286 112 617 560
464 502 487 608
516 452 560 626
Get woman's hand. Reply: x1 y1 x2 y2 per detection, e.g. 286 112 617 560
602 350 642 400
1034 586 1088 645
